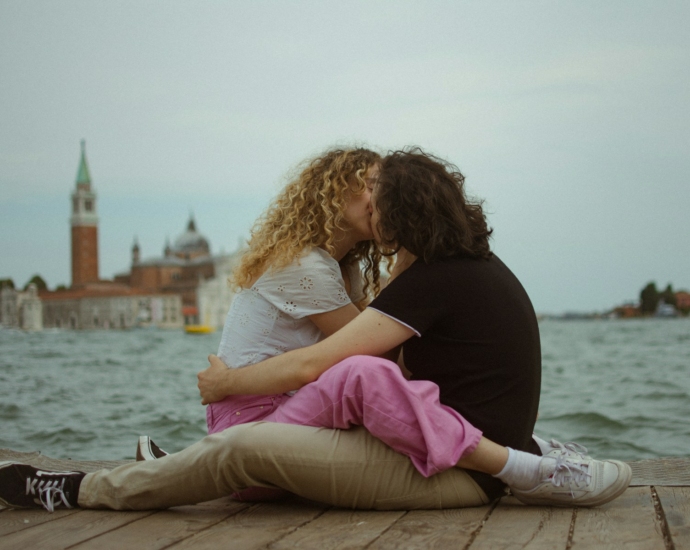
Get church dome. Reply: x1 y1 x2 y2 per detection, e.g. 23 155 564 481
171 216 210 259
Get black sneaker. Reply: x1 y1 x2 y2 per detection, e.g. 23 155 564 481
0 461 85 512
135 436 169 461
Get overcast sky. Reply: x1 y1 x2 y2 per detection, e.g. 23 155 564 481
1 1 688 314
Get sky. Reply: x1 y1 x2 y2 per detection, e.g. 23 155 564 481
1 0 688 314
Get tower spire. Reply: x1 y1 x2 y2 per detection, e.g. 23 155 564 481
76 139 92 188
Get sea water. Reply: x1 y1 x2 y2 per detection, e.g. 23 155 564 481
1 318 689 461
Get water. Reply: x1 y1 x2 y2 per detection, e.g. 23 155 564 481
0 329 216 460
1 319 689 461
536 318 690 460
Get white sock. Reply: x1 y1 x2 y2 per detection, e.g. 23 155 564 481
532 434 553 455
493 448 548 490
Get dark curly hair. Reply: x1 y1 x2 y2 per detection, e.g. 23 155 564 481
375 148 493 262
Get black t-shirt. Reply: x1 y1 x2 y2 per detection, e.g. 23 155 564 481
369 254 541 499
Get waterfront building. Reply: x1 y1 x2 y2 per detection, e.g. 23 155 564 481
197 252 241 328
655 299 678 318
0 284 43 331
612 303 640 319
0 287 16 328
41 286 181 330
115 217 242 326
675 291 690 311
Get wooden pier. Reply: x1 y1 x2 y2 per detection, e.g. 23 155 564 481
1 449 689 549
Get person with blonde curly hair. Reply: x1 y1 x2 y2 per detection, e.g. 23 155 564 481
201 147 386 437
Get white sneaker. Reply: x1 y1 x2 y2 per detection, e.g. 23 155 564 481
545 439 591 459
533 434 591 458
135 436 169 461
511 451 632 507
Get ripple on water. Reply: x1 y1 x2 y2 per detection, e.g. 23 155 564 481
26 427 98 446
0 403 22 420
587 438 658 460
635 390 690 401
540 411 627 430
26 350 69 359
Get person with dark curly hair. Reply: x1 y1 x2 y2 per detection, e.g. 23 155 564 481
0 149 631 513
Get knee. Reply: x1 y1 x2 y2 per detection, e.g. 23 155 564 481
328 355 401 380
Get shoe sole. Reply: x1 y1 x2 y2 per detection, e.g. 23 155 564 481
513 460 633 507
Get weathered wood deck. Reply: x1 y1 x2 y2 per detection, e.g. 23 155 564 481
1 449 689 549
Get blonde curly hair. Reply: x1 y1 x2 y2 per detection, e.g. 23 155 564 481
232 148 385 304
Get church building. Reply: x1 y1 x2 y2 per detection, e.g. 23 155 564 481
40 142 184 330
116 215 239 326
36 141 242 330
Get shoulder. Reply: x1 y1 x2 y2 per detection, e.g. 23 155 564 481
258 248 341 285
283 247 340 274
374 256 484 306
401 255 499 280
255 248 350 318
296 248 340 271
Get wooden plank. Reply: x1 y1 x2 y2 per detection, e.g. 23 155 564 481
0 509 156 550
68 500 249 550
0 507 81 536
470 496 573 549
571 487 665 549
656 486 690 549
168 502 327 550
271 509 405 550
630 458 690 487
368 505 491 549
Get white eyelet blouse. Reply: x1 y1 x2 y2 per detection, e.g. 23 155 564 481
216 248 365 372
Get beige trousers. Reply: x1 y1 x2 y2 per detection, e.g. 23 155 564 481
79 422 489 511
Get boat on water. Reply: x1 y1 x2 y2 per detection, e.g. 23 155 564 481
184 324 215 334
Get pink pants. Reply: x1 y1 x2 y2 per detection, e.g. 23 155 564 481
207 355 482 477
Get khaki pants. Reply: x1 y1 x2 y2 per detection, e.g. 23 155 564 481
79 423 489 511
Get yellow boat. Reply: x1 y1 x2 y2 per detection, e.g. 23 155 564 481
184 324 215 334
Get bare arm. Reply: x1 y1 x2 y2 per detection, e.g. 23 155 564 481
198 308 415 404
308 303 360 336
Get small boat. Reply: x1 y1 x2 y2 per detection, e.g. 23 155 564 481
184 324 215 334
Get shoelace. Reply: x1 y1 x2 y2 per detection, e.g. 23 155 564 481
549 439 590 458
550 451 592 496
26 477 72 513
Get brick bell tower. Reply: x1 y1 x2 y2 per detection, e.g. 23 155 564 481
70 140 99 287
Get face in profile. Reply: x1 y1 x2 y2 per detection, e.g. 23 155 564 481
369 180 382 245
342 164 379 242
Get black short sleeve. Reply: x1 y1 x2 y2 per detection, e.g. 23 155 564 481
369 260 448 335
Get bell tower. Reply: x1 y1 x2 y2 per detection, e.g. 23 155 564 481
70 140 99 287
